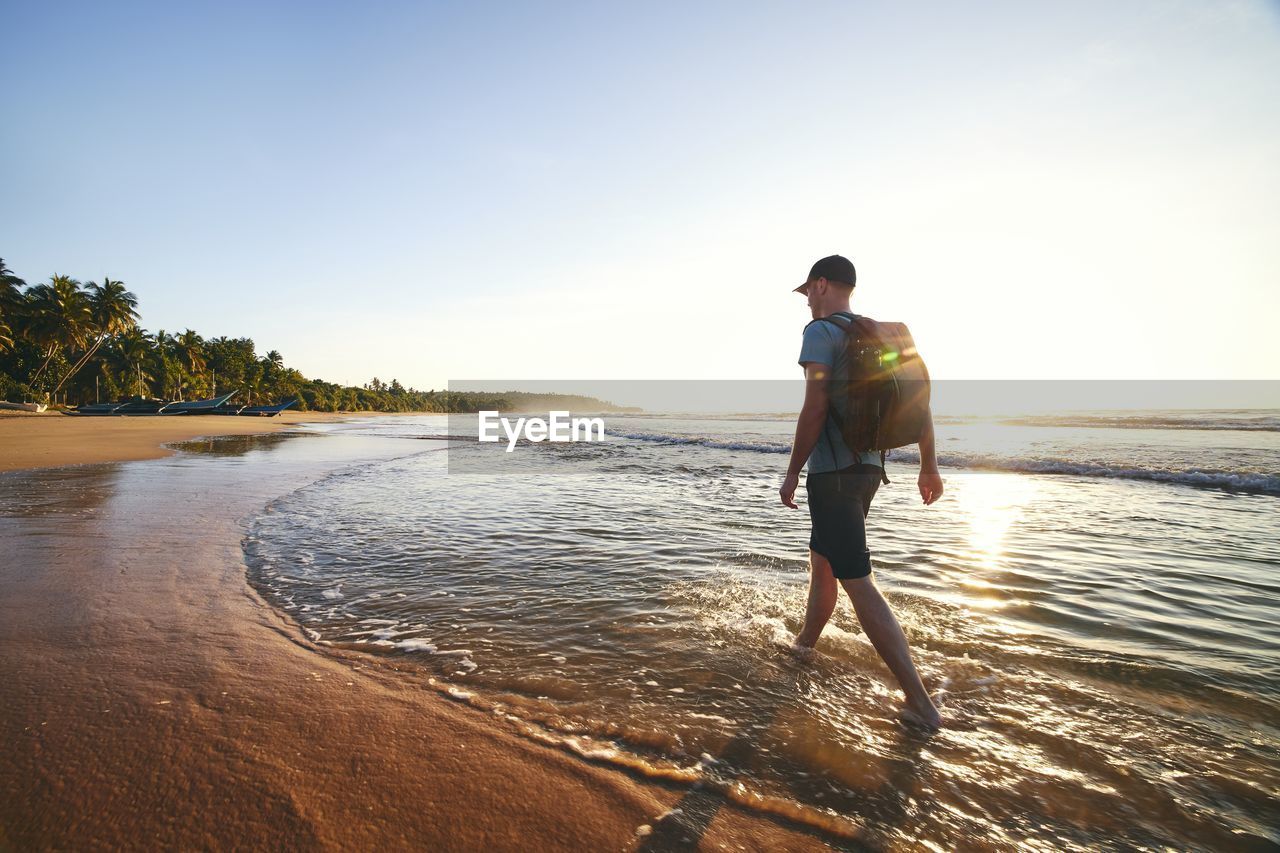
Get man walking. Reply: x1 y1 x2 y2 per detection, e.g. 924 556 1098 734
779 255 946 730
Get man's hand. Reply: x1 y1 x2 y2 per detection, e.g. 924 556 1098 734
780 471 800 508
782 363 829 511
919 466 944 505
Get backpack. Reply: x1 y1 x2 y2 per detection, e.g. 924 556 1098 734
818 313 931 479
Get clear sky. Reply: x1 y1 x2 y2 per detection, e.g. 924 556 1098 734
3 1 1278 388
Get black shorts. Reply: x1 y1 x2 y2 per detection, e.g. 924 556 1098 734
806 463 882 579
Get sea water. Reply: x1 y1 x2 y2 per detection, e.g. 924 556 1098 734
245 411 1280 849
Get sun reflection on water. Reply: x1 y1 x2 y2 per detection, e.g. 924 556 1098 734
934 472 1040 618
962 472 1038 568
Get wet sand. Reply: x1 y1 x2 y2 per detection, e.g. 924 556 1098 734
0 411 362 472
0 428 841 850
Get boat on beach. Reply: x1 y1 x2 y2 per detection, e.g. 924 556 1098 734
159 392 238 415
0 401 48 412
237 399 297 417
109 397 170 415
207 398 297 416
66 401 125 415
66 396 179 415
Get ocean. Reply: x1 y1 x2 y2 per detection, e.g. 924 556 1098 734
244 410 1280 849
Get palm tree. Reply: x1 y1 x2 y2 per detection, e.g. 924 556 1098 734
51 277 139 396
260 350 284 397
25 275 90 389
243 361 265 405
0 259 25 352
0 258 24 306
173 329 206 394
153 329 178 398
109 328 157 397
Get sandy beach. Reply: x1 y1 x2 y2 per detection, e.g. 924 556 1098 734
0 418 838 851
0 411 364 472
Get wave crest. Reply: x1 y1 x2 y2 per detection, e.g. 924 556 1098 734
616 432 1280 495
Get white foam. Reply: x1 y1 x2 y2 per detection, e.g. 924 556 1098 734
619 429 1280 493
397 639 438 653
617 430 789 455
321 586 343 600
820 623 876 656
729 614 796 649
371 628 397 639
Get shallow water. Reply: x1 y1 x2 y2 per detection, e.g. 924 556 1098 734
247 413 1280 849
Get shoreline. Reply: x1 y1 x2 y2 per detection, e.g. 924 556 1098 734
0 424 835 850
0 410 385 472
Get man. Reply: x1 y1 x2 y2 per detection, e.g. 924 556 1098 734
779 254 946 730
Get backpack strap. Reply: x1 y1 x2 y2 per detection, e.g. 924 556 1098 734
811 312 854 436
817 311 854 333
809 313 891 483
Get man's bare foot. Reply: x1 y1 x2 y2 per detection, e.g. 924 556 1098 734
899 700 944 731
899 694 974 731
788 641 817 662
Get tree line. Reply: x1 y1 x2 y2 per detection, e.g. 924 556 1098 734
0 259 625 414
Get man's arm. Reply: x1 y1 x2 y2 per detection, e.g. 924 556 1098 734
918 407 943 505
780 362 830 508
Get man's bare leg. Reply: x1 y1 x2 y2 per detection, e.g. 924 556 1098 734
839 575 943 730
794 550 839 649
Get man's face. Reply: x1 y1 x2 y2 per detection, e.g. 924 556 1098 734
801 278 823 318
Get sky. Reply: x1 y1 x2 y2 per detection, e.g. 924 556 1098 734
3 0 1278 390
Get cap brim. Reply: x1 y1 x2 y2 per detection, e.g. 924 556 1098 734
793 282 809 294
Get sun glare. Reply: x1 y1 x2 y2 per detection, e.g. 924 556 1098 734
935 472 1040 614
964 472 1037 569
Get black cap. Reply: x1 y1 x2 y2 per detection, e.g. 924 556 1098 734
795 255 856 293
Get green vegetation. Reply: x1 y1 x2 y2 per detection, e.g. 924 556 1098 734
0 259 633 414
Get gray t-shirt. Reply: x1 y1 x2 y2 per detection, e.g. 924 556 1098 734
798 313 883 474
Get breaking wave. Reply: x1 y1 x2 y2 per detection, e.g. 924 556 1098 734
996 414 1280 432
615 431 1280 495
